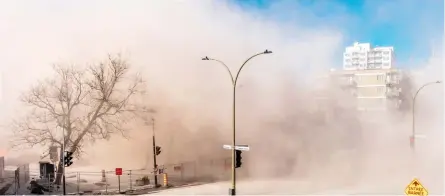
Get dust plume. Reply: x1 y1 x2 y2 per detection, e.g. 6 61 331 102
0 0 442 194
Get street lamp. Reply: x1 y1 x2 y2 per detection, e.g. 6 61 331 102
202 50 272 196
411 80 442 151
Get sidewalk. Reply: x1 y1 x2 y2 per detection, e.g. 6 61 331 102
0 179 13 194
4 181 30 195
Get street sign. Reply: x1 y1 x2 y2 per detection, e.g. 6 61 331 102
223 145 233 150
405 178 428 196
222 144 250 151
234 145 250 151
115 168 122 176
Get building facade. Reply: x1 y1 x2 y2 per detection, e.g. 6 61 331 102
325 42 411 111
331 68 404 111
343 42 395 70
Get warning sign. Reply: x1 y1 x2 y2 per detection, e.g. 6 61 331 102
405 178 428 196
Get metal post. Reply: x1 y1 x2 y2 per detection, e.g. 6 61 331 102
77 172 80 194
118 175 121 193
152 118 159 187
62 125 66 195
62 174 66 195
14 174 17 195
229 83 236 196
180 163 184 181
105 173 108 194
202 50 272 196
411 81 442 152
129 170 132 191
231 51 271 196
193 161 197 178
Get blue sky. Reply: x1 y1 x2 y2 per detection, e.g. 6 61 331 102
231 0 443 67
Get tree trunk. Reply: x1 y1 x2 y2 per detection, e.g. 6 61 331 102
55 148 64 185
55 161 64 185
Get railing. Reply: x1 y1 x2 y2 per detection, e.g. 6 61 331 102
66 157 231 194
0 163 32 195
1 157 233 194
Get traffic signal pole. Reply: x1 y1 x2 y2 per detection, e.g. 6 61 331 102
151 118 158 187
201 50 272 196
62 126 66 195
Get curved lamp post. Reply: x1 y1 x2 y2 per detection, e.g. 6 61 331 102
202 50 272 196
411 80 442 151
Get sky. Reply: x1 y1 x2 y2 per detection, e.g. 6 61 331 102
232 0 444 67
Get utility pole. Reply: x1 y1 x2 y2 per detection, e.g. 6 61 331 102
411 81 442 151
201 50 272 195
62 125 66 195
151 118 159 187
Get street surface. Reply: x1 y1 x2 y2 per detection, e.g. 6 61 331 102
147 177 443 195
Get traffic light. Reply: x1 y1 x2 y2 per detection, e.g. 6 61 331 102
155 146 161 156
64 151 73 167
235 150 242 168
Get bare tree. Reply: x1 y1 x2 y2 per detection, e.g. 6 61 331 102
10 54 146 184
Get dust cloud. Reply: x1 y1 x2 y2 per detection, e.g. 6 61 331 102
1 0 442 194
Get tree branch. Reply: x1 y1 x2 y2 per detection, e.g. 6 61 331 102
11 53 148 159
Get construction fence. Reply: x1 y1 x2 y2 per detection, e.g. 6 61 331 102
0 163 33 195
1 157 242 194
66 157 234 194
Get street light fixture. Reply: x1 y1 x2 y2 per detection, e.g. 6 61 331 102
201 49 272 196
411 80 442 151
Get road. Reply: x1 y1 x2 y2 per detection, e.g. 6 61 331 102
147 180 316 195
146 177 443 195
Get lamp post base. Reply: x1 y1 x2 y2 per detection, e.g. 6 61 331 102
229 188 236 196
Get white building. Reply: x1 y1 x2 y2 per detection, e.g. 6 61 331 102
343 42 395 70
336 42 408 111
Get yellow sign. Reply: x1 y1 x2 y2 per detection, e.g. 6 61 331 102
405 178 428 196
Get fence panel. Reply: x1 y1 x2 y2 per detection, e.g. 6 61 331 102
3 156 233 194
1 164 32 194
164 161 194 185
66 171 101 194
0 175 14 195
162 157 231 186
72 169 161 194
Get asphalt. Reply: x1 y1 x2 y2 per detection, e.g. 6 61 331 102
143 177 444 195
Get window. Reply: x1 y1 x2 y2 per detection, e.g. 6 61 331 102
377 87 385 93
383 57 389 60
377 75 384 81
383 51 390 55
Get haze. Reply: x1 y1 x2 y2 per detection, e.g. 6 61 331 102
0 0 443 194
